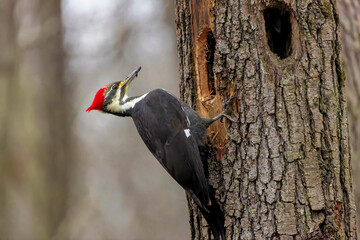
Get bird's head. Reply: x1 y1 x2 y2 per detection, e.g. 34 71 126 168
86 67 141 113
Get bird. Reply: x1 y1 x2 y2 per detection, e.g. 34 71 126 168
86 66 236 240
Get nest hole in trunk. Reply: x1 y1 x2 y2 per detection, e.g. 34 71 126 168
264 5 293 59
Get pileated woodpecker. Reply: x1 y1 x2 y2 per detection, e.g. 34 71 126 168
87 67 236 240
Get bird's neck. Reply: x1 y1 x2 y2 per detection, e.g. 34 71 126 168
108 93 148 117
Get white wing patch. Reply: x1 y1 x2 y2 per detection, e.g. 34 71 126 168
184 129 191 138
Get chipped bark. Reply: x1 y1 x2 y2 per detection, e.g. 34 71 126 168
175 0 357 239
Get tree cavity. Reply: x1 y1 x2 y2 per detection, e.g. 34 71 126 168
264 5 293 59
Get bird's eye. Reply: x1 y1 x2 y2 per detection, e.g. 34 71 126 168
113 85 118 90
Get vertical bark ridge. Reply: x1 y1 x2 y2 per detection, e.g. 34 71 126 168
175 0 357 239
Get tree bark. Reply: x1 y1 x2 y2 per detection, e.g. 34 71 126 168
337 0 360 236
0 0 71 239
175 0 357 239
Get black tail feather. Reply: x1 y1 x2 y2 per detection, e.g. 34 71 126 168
199 190 225 240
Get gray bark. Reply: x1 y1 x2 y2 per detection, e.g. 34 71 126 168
175 0 357 239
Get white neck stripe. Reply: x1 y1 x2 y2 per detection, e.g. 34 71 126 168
107 93 148 113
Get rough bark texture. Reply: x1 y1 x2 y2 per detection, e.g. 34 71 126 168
175 0 357 239
337 0 360 236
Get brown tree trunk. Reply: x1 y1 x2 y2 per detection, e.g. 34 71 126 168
175 0 357 239
0 2 19 236
337 0 360 236
0 0 71 239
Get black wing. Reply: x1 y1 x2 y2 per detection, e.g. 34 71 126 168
159 88 209 146
131 89 210 208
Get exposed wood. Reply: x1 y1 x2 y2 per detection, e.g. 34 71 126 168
190 0 236 157
175 0 357 239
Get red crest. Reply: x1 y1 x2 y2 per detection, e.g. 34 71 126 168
86 87 107 112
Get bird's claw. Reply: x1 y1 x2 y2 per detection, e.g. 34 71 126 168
223 96 237 112
222 113 238 123
222 96 238 123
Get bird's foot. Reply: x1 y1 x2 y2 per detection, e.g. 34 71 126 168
221 96 238 123
223 96 237 112
204 96 238 125
221 113 238 123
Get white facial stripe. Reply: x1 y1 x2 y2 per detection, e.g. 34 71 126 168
106 87 122 112
107 93 148 113
184 129 191 138
104 88 112 99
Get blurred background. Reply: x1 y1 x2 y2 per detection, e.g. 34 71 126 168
0 0 189 239
0 0 359 240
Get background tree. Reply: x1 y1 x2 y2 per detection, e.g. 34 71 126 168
0 1 188 239
0 0 72 239
338 0 360 235
175 0 357 239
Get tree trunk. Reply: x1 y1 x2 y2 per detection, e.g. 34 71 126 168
337 0 360 236
175 0 357 239
0 0 71 239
